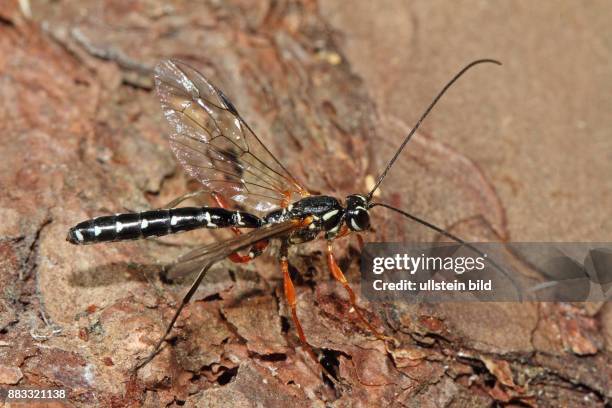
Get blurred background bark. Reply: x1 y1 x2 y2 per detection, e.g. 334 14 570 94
0 0 610 406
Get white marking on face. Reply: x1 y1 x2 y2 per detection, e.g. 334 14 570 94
249 252 255 258
75 230 84 242
94 226 101 236
116 221 123 232
141 219 148 229
350 218 361 231
171 216 178 226
236 212 245 226
309 222 317 230
322 209 339 221
287 204 293 211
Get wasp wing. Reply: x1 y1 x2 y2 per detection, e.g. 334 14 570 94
164 219 300 280
155 59 308 213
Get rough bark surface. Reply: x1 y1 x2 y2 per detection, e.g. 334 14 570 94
0 1 610 407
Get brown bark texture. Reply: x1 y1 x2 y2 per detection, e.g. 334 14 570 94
0 0 610 407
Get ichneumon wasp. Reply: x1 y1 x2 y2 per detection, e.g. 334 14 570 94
68 58 516 374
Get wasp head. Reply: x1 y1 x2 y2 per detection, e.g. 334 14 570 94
345 194 370 231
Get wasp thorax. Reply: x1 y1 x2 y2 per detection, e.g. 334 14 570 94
345 194 370 231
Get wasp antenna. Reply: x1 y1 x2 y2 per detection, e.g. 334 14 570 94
366 59 502 200
369 202 522 301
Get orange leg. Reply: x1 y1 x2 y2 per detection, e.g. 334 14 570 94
281 253 319 363
326 242 387 341
228 253 252 263
228 240 269 263
281 257 306 344
280 233 346 385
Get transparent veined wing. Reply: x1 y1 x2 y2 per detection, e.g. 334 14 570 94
154 59 309 213
164 219 302 280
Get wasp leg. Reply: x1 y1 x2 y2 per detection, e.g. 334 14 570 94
280 244 319 363
281 256 308 346
163 189 212 209
133 261 213 372
280 239 345 387
326 242 389 342
228 240 269 263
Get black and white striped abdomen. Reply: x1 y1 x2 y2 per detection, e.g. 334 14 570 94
67 207 262 245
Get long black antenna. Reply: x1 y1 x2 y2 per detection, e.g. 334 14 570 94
369 202 522 301
367 59 501 199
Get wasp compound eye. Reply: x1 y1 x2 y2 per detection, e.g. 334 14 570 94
348 208 370 231
345 194 370 231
